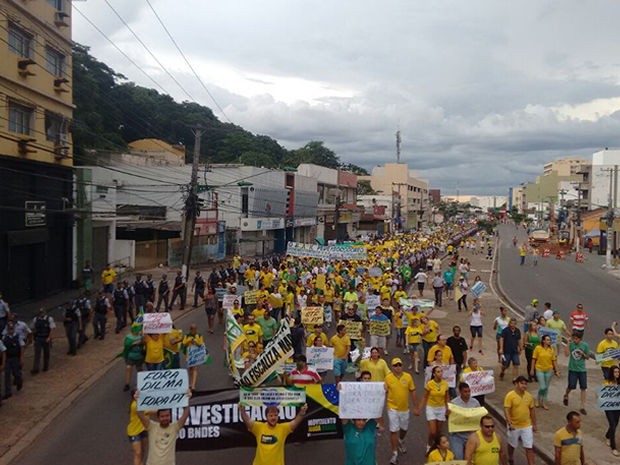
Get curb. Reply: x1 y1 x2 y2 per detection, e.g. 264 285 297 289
5 304 202 465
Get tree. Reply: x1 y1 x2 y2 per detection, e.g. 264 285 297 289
357 180 377 195
286 141 340 168
340 163 369 175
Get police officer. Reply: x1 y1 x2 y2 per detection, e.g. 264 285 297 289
93 291 110 340
2 313 32 344
133 274 146 313
0 292 10 334
192 271 206 308
169 270 186 311
113 282 129 334
124 280 135 322
31 308 55 374
145 273 156 306
74 294 91 347
3 322 24 398
156 274 170 312
63 301 81 356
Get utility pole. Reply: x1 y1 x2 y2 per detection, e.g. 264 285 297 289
395 129 401 163
603 166 618 267
182 127 203 280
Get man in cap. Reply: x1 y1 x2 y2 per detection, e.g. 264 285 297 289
385 357 420 464
504 375 536 465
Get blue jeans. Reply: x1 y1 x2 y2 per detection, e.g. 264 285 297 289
449 433 469 460
146 362 164 371
536 369 553 402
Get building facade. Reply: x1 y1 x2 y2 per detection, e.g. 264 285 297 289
0 0 74 302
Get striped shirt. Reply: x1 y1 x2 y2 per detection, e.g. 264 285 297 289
570 311 588 331
289 368 321 385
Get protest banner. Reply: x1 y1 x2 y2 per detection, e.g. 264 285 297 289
176 384 342 451
143 312 173 334
239 386 306 407
238 319 294 387
366 294 381 313
368 267 382 277
341 320 363 340
315 274 326 291
598 385 620 410
539 327 559 346
425 365 457 388
596 348 620 364
137 369 189 411
447 403 488 433
461 370 495 396
470 282 487 299
369 319 391 337
215 287 227 302
286 242 367 261
338 382 385 419
410 298 435 310
302 307 324 325
222 295 239 309
307 347 334 371
187 344 209 368
243 290 259 305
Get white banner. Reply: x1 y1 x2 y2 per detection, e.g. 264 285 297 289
307 347 334 371
286 242 367 260
461 370 495 396
137 369 189 411
142 312 173 334
424 365 457 388
222 295 239 309
338 382 386 419
239 386 306 407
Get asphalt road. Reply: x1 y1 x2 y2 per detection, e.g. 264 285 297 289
497 223 618 339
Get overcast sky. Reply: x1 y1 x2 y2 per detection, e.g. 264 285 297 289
72 0 620 195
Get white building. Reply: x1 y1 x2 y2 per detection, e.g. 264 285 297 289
590 149 620 211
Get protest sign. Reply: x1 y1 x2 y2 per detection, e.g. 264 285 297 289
315 274 326 291
425 365 457 388
239 319 294 387
176 384 342 451
447 403 488 433
243 290 259 305
286 242 367 260
143 312 173 334
539 327 559 346
598 385 620 410
338 382 385 419
410 298 435 310
368 267 382 277
461 370 495 396
470 282 487 299
369 319 391 336
222 295 239 309
307 347 334 371
596 348 620 364
215 287 227 302
302 307 324 325
239 386 306 407
137 369 189 411
365 294 381 311
341 320 363 340
187 344 209 368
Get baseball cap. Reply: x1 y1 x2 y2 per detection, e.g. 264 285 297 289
391 357 403 366
531 299 539 305
553 310 559 315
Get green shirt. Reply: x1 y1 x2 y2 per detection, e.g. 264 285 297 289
568 341 590 372
343 420 377 465
257 316 279 341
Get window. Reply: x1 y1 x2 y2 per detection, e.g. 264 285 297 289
45 47 65 77
45 111 66 142
48 0 64 11
8 101 34 135
8 23 33 58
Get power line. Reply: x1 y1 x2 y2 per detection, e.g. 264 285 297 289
144 0 232 123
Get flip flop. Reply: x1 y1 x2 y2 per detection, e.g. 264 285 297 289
563 395 568 406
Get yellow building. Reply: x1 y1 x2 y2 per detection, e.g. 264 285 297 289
0 0 74 303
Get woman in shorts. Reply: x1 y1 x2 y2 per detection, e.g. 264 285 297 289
417 365 449 449
405 318 423 373
468 299 484 355
127 388 148 465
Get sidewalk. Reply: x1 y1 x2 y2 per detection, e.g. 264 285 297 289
428 240 615 465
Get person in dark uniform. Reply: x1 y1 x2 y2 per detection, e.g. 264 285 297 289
133 275 146 314
93 291 110 340
169 270 186 311
145 273 156 305
192 271 206 308
156 274 170 312
75 294 91 348
63 301 81 356
3 322 24 399
31 308 55 374
113 282 129 334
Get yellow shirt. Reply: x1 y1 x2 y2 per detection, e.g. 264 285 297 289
252 308 267 319
359 358 390 382
503 390 534 428
425 379 449 408
101 269 116 285
394 312 404 329
532 345 556 371
472 430 501 465
324 288 335 303
422 320 439 343
405 311 426 322
343 291 358 303
127 400 146 436
250 422 291 465
597 339 620 368
164 329 183 353
182 333 204 348
553 427 583 465
261 272 275 288
243 323 263 344
144 335 164 364
385 371 415 412
306 333 328 347
232 306 244 317
405 326 422 344
394 290 407 302
380 285 392 301
330 334 351 360
427 344 453 364
427 449 454 462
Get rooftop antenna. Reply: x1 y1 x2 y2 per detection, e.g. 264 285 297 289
395 128 401 163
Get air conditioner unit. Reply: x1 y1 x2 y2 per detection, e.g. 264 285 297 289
17 59 36 77
54 134 70 158
54 11 69 27
53 77 69 92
